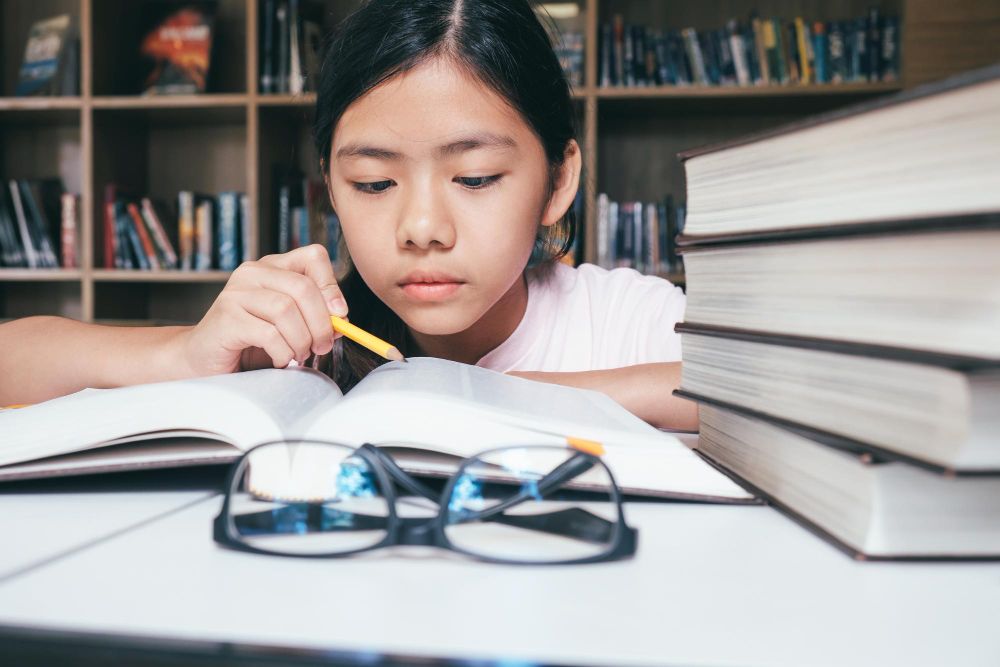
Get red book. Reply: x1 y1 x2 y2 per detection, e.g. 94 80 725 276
103 183 117 268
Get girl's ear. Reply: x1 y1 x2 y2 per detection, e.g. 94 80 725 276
540 139 582 228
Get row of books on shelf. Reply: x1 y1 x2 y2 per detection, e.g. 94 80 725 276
599 9 899 88
259 0 324 95
103 188 249 272
595 194 684 276
677 64 1000 559
274 172 342 266
0 179 77 269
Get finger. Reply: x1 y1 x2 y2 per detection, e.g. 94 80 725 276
259 244 347 318
240 263 337 355
235 313 296 369
237 289 315 363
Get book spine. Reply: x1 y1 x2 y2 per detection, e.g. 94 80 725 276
728 21 750 86
60 193 77 269
119 203 147 270
784 20 799 84
828 21 847 83
681 28 708 85
613 15 624 86
599 23 612 87
597 193 609 268
217 192 239 271
880 16 900 82
288 0 304 95
278 183 291 252
607 200 619 266
103 183 116 268
849 18 867 82
812 22 827 84
239 193 252 263
127 202 160 269
8 180 39 268
751 16 770 84
260 0 276 93
195 199 213 270
867 7 881 83
668 31 690 85
762 19 780 84
277 1 289 93
19 181 58 267
795 17 812 84
0 188 26 267
140 198 179 269
178 191 195 270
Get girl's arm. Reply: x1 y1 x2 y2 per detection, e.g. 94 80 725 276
507 363 699 431
0 318 192 405
0 245 347 406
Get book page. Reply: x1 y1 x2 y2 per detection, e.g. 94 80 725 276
0 367 342 469
301 358 751 500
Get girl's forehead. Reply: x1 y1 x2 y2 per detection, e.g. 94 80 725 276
333 57 533 152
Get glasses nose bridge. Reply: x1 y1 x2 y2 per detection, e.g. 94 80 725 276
396 517 439 547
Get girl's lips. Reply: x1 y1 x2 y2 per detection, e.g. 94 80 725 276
400 282 463 301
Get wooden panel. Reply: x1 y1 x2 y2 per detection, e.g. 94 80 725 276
597 109 801 203
902 0 1000 85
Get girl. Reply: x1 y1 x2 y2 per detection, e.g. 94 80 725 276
0 0 696 430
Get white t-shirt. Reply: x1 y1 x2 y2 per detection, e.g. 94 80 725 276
476 262 686 373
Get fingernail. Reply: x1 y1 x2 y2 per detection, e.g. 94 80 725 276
328 297 348 316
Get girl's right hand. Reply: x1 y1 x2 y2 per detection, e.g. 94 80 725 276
176 244 348 376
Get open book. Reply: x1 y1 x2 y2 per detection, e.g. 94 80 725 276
0 358 750 502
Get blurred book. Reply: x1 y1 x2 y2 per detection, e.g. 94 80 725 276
141 5 215 95
15 14 78 97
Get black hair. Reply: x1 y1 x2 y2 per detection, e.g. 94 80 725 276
313 0 578 390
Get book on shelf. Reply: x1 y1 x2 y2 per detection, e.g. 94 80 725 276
0 357 752 504
597 10 900 89
102 186 246 272
274 169 341 266
260 0 323 95
140 5 215 95
675 63 1000 559
595 193 683 276
15 14 79 97
0 178 73 270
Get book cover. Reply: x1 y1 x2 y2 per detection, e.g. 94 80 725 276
15 14 72 97
140 6 215 95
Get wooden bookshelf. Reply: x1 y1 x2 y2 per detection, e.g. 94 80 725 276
1 0 999 324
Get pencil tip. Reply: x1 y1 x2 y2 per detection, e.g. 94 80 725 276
386 347 406 363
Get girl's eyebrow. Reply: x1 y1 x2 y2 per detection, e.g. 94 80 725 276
336 132 517 161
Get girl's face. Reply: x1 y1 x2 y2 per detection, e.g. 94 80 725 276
327 57 579 344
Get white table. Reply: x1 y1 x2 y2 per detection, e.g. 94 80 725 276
0 485 998 666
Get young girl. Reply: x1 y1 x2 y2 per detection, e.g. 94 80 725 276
0 0 696 430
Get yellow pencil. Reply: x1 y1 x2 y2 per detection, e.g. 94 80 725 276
330 315 406 363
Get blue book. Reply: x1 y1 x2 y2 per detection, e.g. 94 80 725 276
217 192 239 271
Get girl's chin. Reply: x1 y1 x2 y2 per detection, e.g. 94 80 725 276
399 307 482 337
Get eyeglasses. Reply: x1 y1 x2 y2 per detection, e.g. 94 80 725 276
213 440 638 565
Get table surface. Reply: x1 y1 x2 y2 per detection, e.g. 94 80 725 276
0 475 998 667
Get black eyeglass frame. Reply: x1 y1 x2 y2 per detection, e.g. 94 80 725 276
212 440 638 565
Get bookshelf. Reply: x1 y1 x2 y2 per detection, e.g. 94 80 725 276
1 0 999 324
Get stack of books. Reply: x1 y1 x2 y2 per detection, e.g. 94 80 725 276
674 63 1000 560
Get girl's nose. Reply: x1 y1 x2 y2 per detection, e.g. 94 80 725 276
395 183 456 250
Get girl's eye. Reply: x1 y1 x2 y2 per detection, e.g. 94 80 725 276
353 180 394 194
455 175 502 190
